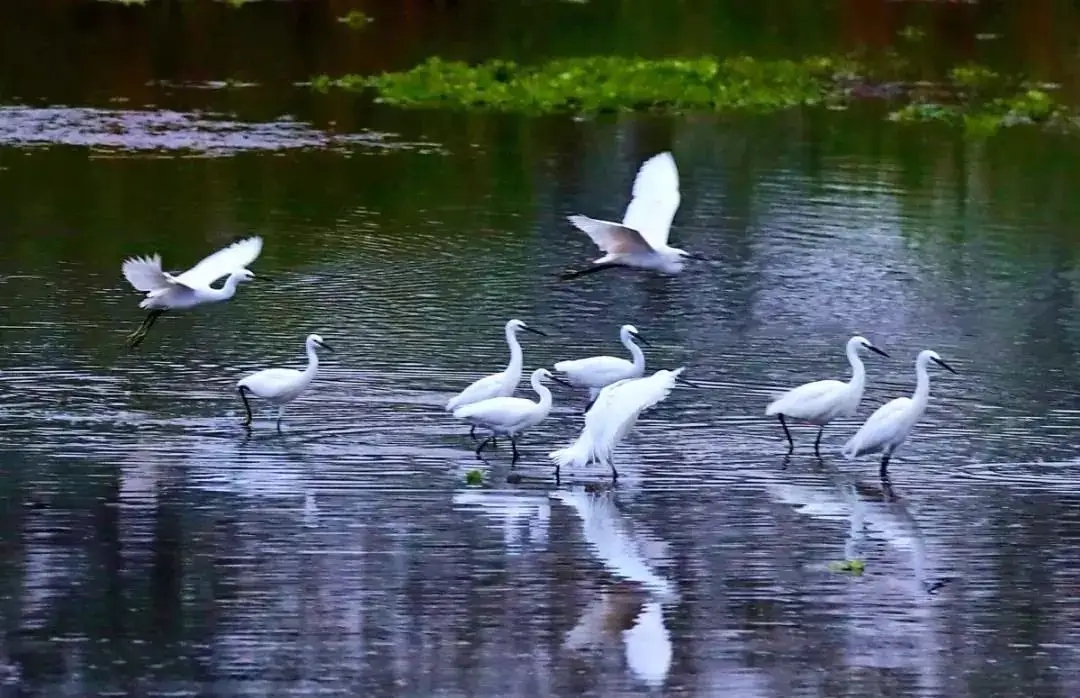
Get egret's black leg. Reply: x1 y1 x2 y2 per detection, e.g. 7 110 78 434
475 437 492 457
778 415 794 454
126 309 164 348
510 436 521 463
560 262 620 281
879 451 892 480
470 425 477 441
238 386 253 427
491 437 498 448
275 407 285 432
814 426 824 456
610 457 619 482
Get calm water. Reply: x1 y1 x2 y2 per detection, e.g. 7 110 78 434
4 1 1080 696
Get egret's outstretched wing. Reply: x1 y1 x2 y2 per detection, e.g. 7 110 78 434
567 215 653 255
122 255 176 293
621 152 680 249
175 236 263 287
588 368 683 462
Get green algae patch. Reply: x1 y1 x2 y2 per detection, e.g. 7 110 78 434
316 55 847 115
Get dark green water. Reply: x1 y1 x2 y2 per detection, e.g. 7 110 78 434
3 1 1080 696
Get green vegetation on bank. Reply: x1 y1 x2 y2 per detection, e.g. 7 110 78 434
311 54 1077 136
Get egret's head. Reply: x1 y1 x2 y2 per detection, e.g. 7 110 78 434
537 367 572 387
235 268 256 283
307 334 334 353
850 335 889 358
621 324 649 346
922 349 956 374
507 318 548 337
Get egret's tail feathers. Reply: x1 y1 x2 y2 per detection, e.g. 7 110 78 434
122 255 172 293
549 434 594 470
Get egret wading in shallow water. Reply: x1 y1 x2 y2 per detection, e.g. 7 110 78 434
550 367 692 480
445 318 547 441
562 152 705 279
237 333 333 430
121 236 263 348
841 349 957 479
453 368 565 463
553 324 649 408
765 335 889 456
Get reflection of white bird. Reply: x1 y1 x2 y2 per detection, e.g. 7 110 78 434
237 333 333 430
765 335 889 455
562 152 704 279
121 236 262 347
445 319 547 439
453 368 562 462
842 349 957 478
553 324 648 405
452 490 550 555
550 368 689 480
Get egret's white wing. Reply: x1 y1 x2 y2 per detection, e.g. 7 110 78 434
454 397 535 428
122 255 188 292
843 397 912 458
175 236 263 287
553 355 636 387
238 368 304 399
567 215 653 255
621 152 680 249
446 371 510 411
588 368 683 462
765 379 846 418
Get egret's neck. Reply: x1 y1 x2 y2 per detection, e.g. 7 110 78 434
505 327 524 375
303 342 320 379
912 357 932 409
624 335 646 371
218 274 242 299
531 375 553 411
846 343 867 394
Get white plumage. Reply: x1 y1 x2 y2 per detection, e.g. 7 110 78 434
445 318 547 439
453 368 558 463
563 152 703 278
237 333 332 430
550 367 687 480
121 236 263 347
765 335 889 455
553 324 648 404
842 349 957 478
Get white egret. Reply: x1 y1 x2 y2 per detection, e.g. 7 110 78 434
236 333 333 430
765 335 890 456
122 236 263 347
453 368 563 463
562 152 705 279
553 324 649 406
550 367 691 480
445 318 547 440
841 349 957 479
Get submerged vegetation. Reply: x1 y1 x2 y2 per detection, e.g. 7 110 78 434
312 53 1078 136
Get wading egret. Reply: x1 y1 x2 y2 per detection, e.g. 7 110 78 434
237 333 333 430
550 367 690 480
562 152 704 279
445 318 547 440
765 335 889 456
122 236 263 347
553 324 649 405
841 349 957 478
453 368 564 463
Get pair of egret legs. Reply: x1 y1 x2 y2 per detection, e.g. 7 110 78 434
126 309 165 348
238 386 286 431
776 415 893 479
473 429 521 463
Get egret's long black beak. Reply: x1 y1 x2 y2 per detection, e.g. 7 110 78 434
523 326 548 337
867 344 890 358
676 376 699 388
317 341 334 353
932 357 957 374
632 332 650 347
686 253 710 262
548 373 573 388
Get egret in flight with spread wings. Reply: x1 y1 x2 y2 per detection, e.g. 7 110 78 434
453 368 565 463
842 349 957 479
550 367 691 480
562 152 705 279
121 236 263 347
237 333 333 430
445 319 547 440
765 335 889 456
553 324 648 406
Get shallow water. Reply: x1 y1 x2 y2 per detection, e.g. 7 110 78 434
4 1 1080 696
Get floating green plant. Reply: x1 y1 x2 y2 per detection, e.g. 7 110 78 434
337 10 372 29
464 469 484 486
829 559 866 575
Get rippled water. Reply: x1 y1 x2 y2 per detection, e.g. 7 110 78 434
5 2 1080 696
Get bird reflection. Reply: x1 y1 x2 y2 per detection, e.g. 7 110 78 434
451 490 550 555
551 487 675 688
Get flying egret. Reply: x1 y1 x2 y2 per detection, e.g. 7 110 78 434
550 367 691 480
453 368 564 463
445 318 548 440
553 324 649 407
237 333 333 430
765 335 890 456
561 152 705 279
841 349 957 479
121 236 263 347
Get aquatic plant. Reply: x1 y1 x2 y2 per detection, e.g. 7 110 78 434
465 469 484 486
337 10 372 29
